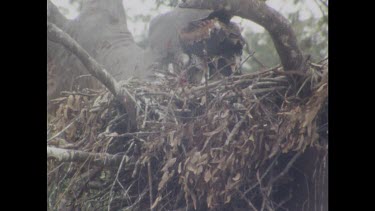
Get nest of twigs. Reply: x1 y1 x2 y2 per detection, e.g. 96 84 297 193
47 59 328 211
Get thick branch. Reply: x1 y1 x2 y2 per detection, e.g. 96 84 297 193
47 146 125 166
47 21 137 129
180 0 304 71
47 21 121 97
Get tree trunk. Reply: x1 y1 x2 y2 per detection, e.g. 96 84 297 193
47 0 157 112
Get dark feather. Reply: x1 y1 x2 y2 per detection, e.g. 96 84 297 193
178 9 244 77
205 9 232 24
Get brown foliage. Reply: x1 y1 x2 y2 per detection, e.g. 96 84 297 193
47 59 327 210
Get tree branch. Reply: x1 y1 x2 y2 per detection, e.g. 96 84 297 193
47 21 121 97
47 146 126 166
47 21 137 129
180 0 304 71
47 0 157 91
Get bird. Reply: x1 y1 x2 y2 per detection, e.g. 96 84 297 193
148 8 245 83
178 9 245 77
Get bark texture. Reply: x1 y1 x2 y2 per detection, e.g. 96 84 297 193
47 0 158 111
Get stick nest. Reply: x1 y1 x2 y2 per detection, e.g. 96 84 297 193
47 60 328 211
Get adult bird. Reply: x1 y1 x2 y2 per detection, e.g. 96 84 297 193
178 9 244 77
148 8 245 83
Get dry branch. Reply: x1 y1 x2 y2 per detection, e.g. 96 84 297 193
47 146 125 166
47 21 137 129
47 22 121 98
47 61 328 210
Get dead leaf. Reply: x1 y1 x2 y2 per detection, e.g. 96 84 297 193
217 156 227 170
186 163 198 175
203 123 226 136
67 95 74 108
207 193 213 208
170 130 182 147
178 162 182 174
200 96 206 106
232 173 241 181
63 105 69 119
158 170 175 191
107 132 119 137
190 152 201 164
191 191 197 210
204 170 211 182
225 178 240 191
220 109 230 119
197 166 203 175
161 157 176 172
225 194 231 204
249 134 255 142
74 95 81 110
151 196 162 209
265 143 270 151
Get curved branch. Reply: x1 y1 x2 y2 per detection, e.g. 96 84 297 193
47 21 137 129
180 0 304 71
47 21 121 97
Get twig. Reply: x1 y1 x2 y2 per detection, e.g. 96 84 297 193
189 67 277 94
246 86 287 95
60 91 98 97
269 151 302 185
273 192 292 211
136 92 175 99
47 163 64 176
142 103 148 129
47 116 80 143
108 154 128 211
309 63 324 69
318 0 328 8
257 170 274 211
225 116 246 145
47 146 126 166
313 0 327 17
296 75 311 97
122 189 148 211
319 57 328 63
208 52 253 80
148 161 154 211
252 55 268 69
236 188 258 211
238 52 255 72
273 69 306 76
244 152 280 195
